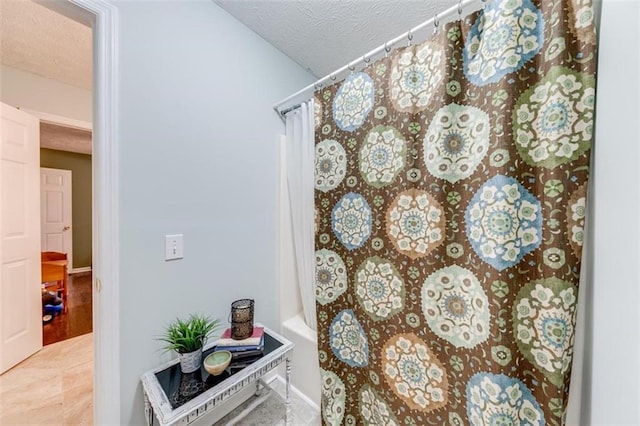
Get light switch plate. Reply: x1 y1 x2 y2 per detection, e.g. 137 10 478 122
165 234 184 260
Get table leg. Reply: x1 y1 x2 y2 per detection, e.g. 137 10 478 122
143 391 153 426
285 357 292 426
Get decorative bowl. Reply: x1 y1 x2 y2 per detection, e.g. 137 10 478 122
203 351 231 376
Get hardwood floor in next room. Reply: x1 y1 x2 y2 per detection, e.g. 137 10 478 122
43 272 92 346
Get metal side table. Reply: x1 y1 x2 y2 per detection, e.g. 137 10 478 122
141 326 294 426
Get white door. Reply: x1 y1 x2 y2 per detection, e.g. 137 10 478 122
40 167 73 269
0 103 42 374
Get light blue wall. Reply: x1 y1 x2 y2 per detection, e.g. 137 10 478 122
115 1 314 423
588 1 640 424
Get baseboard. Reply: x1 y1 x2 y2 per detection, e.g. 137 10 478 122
70 266 92 274
272 374 321 413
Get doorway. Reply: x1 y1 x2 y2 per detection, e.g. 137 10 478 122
0 2 94 423
0 0 119 422
38 121 94 347
40 130 93 346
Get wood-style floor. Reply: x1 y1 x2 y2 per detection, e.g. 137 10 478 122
0 333 93 425
43 272 93 346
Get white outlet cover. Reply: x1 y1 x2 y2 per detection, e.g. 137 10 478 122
165 234 184 261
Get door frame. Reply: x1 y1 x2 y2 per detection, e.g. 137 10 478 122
39 0 120 423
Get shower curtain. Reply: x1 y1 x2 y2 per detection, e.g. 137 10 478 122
313 0 596 425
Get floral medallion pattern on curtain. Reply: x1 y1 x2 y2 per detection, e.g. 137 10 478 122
313 0 597 424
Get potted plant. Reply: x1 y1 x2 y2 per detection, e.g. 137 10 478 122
158 314 221 373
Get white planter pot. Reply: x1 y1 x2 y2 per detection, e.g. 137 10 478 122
178 348 202 373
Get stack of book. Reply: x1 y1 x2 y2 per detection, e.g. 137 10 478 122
215 326 264 362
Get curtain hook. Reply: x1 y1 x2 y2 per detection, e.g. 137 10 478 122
407 30 413 46
384 41 392 57
348 63 356 73
363 54 370 65
457 0 463 17
330 73 336 81
433 13 439 34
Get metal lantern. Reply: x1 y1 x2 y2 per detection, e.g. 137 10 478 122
230 299 254 340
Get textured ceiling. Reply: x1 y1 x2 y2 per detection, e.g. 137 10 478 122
0 0 92 90
41 122 92 155
214 0 454 78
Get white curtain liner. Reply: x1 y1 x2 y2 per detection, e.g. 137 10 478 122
285 100 317 331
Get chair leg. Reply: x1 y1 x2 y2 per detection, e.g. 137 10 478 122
63 270 68 313
62 279 68 314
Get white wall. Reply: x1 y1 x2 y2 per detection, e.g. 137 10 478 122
587 0 640 424
0 65 92 123
113 1 314 423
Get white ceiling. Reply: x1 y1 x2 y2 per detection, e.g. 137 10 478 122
0 0 92 90
214 0 453 78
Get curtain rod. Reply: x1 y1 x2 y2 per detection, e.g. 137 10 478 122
273 0 487 120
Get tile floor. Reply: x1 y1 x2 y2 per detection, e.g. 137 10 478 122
0 333 93 425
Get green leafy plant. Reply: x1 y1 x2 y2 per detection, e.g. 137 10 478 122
157 314 221 354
